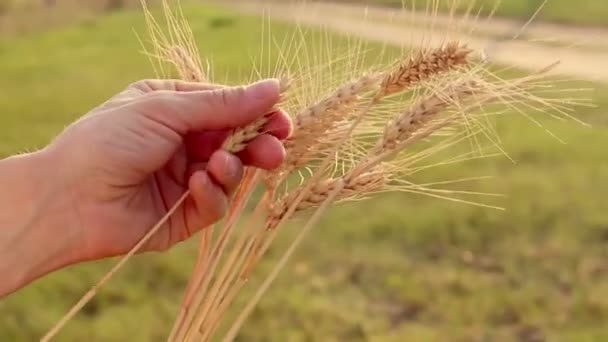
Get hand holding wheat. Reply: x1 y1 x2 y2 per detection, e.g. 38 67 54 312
0 77 291 296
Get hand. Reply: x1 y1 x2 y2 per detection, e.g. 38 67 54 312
56 78 291 257
0 78 290 295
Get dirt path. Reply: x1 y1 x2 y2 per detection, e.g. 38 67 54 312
229 1 608 83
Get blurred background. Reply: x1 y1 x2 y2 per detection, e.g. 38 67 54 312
1 0 607 341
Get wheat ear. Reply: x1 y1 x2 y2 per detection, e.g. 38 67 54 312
261 72 383 194
168 45 206 82
265 81 478 231
376 41 472 99
266 170 385 229
378 80 478 152
283 73 382 165
267 42 471 187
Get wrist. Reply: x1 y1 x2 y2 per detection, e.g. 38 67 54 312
0 149 78 296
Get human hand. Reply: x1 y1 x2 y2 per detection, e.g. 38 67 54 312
52 78 290 261
0 78 291 294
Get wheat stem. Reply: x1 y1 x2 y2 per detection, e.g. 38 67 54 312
176 170 260 342
187 196 269 339
192 194 271 337
222 180 345 342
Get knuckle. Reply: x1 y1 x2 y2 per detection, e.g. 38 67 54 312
128 79 153 92
216 86 246 107
143 90 173 106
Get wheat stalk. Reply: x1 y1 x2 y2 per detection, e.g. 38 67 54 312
186 39 478 341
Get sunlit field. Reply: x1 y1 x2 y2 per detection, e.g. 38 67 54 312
1 2 608 341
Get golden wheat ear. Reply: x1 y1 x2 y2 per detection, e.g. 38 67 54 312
140 0 209 81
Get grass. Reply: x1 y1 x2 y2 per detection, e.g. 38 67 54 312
343 0 608 26
1 2 608 341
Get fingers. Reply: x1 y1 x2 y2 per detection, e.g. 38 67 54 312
130 79 225 93
184 152 243 235
135 78 281 134
236 134 286 170
185 109 291 163
185 130 229 162
263 109 292 140
206 151 244 196
180 151 244 241
186 171 228 230
180 138 280 241
186 131 287 170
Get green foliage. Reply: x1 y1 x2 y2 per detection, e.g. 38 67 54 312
1 3 608 341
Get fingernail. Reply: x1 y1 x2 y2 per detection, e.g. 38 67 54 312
222 152 241 179
247 78 280 100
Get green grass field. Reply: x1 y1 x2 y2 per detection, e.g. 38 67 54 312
350 0 608 26
1 2 608 341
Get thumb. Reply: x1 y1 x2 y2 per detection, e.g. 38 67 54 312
135 78 281 134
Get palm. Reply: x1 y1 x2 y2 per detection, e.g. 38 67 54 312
116 148 195 255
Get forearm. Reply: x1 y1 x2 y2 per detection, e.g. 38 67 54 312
0 150 76 296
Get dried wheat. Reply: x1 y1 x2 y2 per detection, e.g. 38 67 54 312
377 41 472 99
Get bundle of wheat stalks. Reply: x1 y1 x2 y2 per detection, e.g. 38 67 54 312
43 0 590 341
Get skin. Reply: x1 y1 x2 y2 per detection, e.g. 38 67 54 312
0 78 291 297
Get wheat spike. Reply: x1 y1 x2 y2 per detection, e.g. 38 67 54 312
380 80 478 152
294 72 382 131
168 45 205 82
222 76 291 153
266 170 385 229
377 41 472 98
222 116 269 152
282 73 382 165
